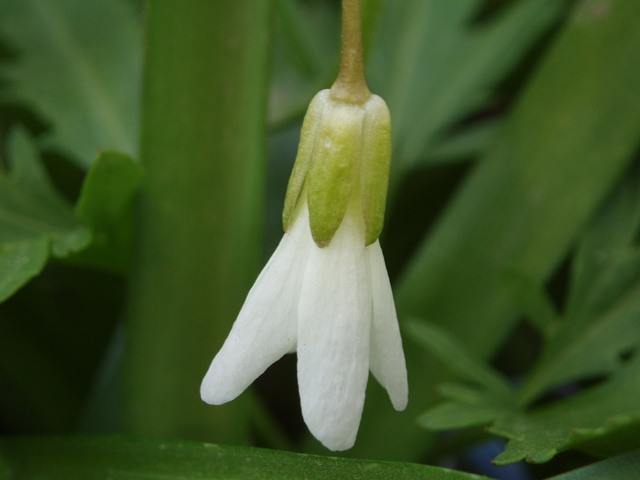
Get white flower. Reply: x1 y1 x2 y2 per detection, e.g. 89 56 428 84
200 195 408 451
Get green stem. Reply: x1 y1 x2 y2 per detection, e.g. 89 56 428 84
124 0 271 442
331 0 371 104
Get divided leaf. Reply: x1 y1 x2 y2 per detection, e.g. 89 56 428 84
0 0 142 167
491 355 640 465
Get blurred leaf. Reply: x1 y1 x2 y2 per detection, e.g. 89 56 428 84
69 150 142 273
0 127 84 245
0 0 142 167
418 395 509 431
548 450 640 480
566 165 640 322
0 127 90 302
490 354 640 465
352 0 640 461
0 436 493 480
518 270 640 406
0 239 47 303
503 271 560 338
406 318 512 398
370 0 566 170
518 169 640 404
426 119 503 165
269 0 338 127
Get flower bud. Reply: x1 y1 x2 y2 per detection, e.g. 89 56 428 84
283 89 392 248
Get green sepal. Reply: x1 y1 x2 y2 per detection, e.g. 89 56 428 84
360 94 391 246
307 101 364 247
282 90 329 232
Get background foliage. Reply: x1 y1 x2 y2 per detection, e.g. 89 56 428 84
0 0 639 478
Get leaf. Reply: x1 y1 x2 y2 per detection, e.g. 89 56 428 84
269 0 338 127
406 318 512 398
518 264 640 406
566 165 640 322
0 0 142 167
503 271 560 338
0 127 90 302
418 398 508 431
370 0 566 170
548 450 640 480
0 127 82 245
426 119 503 165
0 238 48 303
0 436 493 480
69 150 142 273
490 354 640 465
354 0 640 461
517 169 640 404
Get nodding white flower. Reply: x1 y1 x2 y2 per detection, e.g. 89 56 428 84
201 89 408 451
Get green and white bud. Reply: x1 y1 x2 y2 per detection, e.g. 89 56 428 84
283 89 392 248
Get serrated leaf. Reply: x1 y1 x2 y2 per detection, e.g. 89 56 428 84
548 450 640 480
0 436 492 480
0 0 142 167
370 0 566 169
406 318 512 398
69 150 142 272
490 355 640 465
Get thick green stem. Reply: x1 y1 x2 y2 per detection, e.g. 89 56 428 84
331 0 371 104
124 0 271 442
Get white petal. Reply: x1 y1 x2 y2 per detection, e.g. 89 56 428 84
367 240 408 411
297 209 371 451
201 206 313 405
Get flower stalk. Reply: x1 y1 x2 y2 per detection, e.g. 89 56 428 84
331 0 371 104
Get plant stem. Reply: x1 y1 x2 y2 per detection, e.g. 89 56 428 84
124 0 271 442
331 0 371 104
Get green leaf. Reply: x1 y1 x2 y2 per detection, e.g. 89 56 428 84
426 119 503 165
566 166 640 322
517 169 640 404
518 268 640 406
406 318 512 398
0 127 90 302
0 238 48 303
269 0 338 127
69 150 142 273
0 0 142 167
490 354 640 465
418 397 508 431
548 450 640 480
0 127 82 245
370 0 566 170
352 0 640 461
503 271 560 338
0 436 492 480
